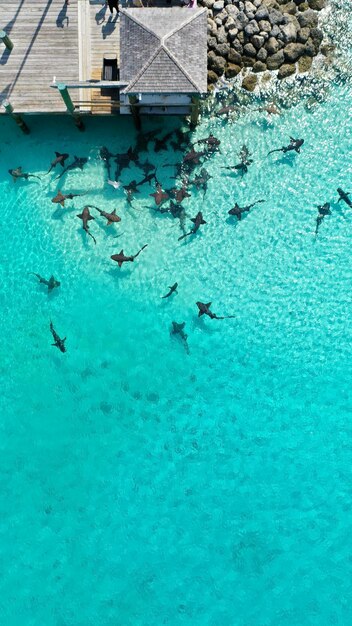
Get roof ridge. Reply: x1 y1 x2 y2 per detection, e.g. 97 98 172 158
124 44 163 93
162 7 207 44
161 43 201 92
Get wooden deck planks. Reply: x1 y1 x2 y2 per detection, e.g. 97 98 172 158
0 0 79 113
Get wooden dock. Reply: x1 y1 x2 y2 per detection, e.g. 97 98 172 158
0 0 120 115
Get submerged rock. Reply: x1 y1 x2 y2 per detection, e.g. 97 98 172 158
242 73 258 90
277 62 296 78
298 55 313 72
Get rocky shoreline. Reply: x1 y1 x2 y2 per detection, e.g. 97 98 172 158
200 0 328 91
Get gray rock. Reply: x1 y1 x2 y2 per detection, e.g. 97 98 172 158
203 0 215 7
259 31 270 41
216 9 228 22
265 36 280 54
228 48 242 64
207 18 217 35
269 9 285 25
270 24 281 37
247 11 256 20
254 5 269 21
226 4 239 15
244 19 260 35
215 17 224 26
242 55 255 66
304 37 316 57
242 73 258 91
232 39 244 53
244 42 257 56
213 0 225 11
280 22 297 42
253 60 267 72
297 9 318 29
215 42 231 57
245 1 256 14
257 47 268 61
259 20 272 33
266 49 285 69
297 27 310 43
237 11 249 27
310 27 324 50
228 27 239 40
225 16 236 30
253 0 262 6
283 42 306 61
251 34 265 49
238 1 245 9
207 51 227 73
237 30 245 43
278 63 296 78
216 26 228 44
207 70 219 85
208 36 218 49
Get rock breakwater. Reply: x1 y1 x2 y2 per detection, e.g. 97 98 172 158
201 0 328 90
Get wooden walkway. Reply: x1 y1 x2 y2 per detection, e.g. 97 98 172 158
0 0 79 113
0 0 120 115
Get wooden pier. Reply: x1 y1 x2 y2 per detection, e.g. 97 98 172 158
0 0 120 115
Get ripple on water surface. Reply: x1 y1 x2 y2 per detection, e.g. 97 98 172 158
0 69 352 624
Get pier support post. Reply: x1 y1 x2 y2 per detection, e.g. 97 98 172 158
2 100 30 134
190 95 200 128
57 83 85 131
0 30 13 51
128 95 141 131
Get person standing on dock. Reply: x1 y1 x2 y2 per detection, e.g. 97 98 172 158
107 0 119 19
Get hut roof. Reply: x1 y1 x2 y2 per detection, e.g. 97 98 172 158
120 8 208 94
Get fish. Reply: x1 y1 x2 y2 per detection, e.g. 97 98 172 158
337 187 352 208
47 152 69 174
29 273 60 291
49 321 66 353
51 190 86 207
268 137 304 155
8 167 41 182
171 321 189 354
56 155 88 179
178 211 206 241
196 301 235 320
150 183 169 206
111 244 148 267
161 283 178 299
228 199 265 221
90 205 121 226
77 206 96 244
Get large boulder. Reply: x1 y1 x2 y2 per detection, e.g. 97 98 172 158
258 19 271 32
310 27 324 50
213 0 225 10
281 2 297 14
226 4 239 15
228 26 239 40
253 60 267 72
208 36 218 49
207 70 219 84
266 49 285 68
283 42 306 61
242 55 256 66
225 63 242 77
270 24 281 37
216 26 228 43
278 63 296 78
265 36 280 54
269 9 285 25
280 22 297 42
254 5 269 20
251 34 265 49
297 27 310 42
257 47 268 61
304 37 316 56
215 42 231 57
242 73 258 90
228 48 242 64
207 51 227 74
245 19 260 35
243 42 257 56
237 11 249 27
297 9 319 28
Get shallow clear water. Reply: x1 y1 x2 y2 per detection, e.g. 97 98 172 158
1 12 352 624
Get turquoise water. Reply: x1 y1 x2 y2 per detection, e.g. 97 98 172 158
1 13 352 625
